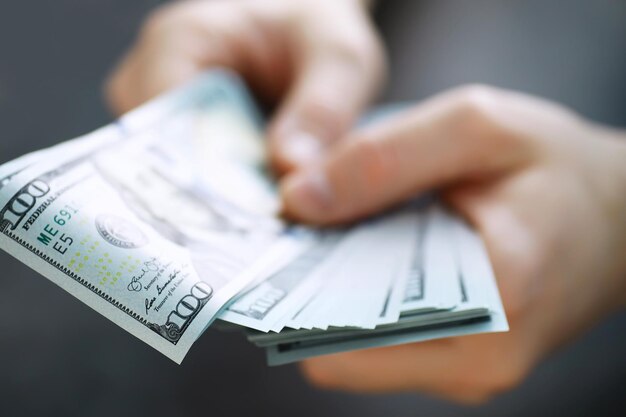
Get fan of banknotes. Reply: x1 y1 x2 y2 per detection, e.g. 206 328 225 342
0 70 507 364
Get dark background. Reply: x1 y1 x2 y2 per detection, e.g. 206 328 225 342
1 1 625 416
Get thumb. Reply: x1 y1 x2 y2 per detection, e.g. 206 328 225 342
280 86 534 225
268 28 385 174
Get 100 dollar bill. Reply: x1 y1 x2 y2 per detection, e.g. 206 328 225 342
0 71 309 363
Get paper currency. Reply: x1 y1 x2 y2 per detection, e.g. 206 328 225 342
0 71 310 363
256 209 508 365
0 70 508 365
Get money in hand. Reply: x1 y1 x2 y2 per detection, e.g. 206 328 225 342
0 70 508 364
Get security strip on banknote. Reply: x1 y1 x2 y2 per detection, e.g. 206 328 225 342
0 70 508 364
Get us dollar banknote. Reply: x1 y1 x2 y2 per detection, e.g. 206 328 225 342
250 208 509 366
0 71 311 363
0 70 508 365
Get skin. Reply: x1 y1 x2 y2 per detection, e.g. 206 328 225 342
107 0 626 404
106 0 384 174
281 85 626 402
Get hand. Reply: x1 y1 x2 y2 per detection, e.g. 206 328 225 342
106 0 385 173
280 85 626 403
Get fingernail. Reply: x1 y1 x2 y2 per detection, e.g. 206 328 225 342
282 131 324 167
282 169 334 220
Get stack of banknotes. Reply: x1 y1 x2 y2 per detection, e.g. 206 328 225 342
0 70 507 365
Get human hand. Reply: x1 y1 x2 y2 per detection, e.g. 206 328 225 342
280 85 626 402
106 0 385 173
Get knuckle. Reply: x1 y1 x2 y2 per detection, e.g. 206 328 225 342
322 27 386 80
450 84 502 131
327 39 368 70
441 84 517 154
454 84 500 108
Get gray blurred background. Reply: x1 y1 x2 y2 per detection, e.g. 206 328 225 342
1 1 625 416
